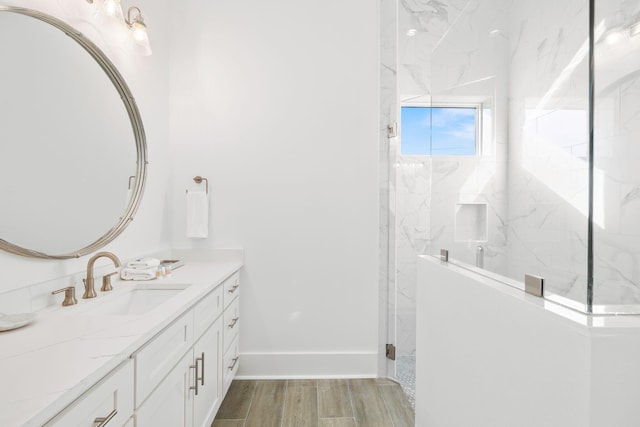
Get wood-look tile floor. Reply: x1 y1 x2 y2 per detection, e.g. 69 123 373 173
213 379 414 427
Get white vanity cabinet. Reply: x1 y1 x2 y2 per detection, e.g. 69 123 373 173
11 262 242 427
135 271 239 427
44 359 134 427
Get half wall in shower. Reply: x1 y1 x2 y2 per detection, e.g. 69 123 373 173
404 0 640 314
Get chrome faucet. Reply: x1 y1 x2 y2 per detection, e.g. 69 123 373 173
83 252 121 299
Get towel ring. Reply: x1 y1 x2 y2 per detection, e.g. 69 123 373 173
191 175 209 194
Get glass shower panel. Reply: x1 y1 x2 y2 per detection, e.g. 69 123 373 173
506 0 591 310
429 0 591 310
592 0 640 311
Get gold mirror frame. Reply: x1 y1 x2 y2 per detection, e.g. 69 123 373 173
0 6 148 260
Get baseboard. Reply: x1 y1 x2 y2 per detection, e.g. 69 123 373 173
236 351 379 379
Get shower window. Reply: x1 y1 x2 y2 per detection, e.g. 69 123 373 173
400 105 480 156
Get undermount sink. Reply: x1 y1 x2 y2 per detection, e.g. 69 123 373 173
79 284 191 316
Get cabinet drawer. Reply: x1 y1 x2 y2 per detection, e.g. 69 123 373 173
223 272 240 308
223 297 240 352
134 311 194 408
45 360 134 427
222 337 239 395
194 285 223 340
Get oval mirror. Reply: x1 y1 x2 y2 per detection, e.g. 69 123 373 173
0 7 147 259
0 6 147 259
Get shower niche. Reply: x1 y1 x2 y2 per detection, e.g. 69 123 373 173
454 203 488 243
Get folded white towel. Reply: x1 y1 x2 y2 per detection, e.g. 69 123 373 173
120 267 157 281
127 257 161 269
187 190 209 238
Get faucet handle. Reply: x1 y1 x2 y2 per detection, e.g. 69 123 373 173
101 272 118 292
52 286 77 306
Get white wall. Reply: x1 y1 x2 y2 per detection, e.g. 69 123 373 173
0 0 172 296
0 0 381 377
168 0 381 376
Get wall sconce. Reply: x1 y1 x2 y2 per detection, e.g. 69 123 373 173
84 0 151 56
126 7 152 56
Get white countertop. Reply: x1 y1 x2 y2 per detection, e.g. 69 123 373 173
0 259 242 427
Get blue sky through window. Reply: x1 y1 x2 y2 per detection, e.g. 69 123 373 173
401 106 477 155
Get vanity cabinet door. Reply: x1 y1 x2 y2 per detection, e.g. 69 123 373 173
44 360 133 427
193 316 223 427
134 310 194 407
136 349 195 427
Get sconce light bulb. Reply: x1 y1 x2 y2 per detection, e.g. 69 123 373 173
132 22 147 42
101 0 124 21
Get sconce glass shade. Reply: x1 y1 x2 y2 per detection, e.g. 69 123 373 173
130 21 152 56
127 7 151 56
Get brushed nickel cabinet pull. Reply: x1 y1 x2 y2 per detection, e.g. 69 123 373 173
228 357 239 371
228 317 239 329
93 409 117 426
196 352 205 386
227 284 239 294
189 363 199 395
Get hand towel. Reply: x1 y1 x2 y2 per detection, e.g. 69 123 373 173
187 189 209 238
127 257 161 269
120 267 157 281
